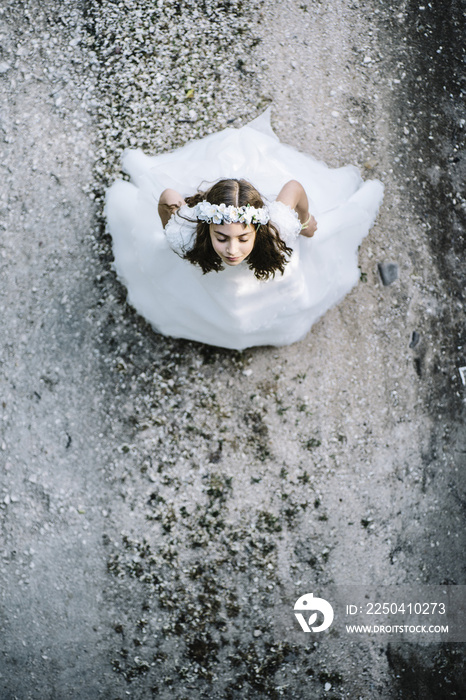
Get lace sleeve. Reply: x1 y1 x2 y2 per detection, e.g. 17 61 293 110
267 200 302 245
164 204 197 255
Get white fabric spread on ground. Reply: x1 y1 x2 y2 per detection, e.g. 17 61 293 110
105 110 384 350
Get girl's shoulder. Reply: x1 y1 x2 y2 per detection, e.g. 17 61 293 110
164 204 197 255
267 200 302 244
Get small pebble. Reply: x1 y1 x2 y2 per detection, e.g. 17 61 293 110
378 262 398 286
409 331 420 348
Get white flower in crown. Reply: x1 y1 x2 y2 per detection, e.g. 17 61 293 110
212 203 227 224
223 206 239 223
255 208 270 225
239 207 253 225
194 201 269 225
195 201 216 222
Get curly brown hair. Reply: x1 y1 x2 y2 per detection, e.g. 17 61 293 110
181 179 293 281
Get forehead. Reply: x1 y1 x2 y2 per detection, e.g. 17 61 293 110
210 222 255 236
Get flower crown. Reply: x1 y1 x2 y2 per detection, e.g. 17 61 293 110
194 201 270 226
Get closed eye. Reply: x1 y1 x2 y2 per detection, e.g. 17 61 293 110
215 236 251 243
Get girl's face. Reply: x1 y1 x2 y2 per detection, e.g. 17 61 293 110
209 222 256 266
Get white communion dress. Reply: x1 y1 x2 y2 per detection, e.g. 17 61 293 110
105 110 384 350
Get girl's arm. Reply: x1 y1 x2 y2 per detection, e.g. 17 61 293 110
276 180 317 238
158 188 186 228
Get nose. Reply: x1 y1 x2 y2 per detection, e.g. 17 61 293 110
226 239 239 256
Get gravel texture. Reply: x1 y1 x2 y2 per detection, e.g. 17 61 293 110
1 0 465 698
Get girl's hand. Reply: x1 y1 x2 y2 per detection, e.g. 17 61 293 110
300 214 317 238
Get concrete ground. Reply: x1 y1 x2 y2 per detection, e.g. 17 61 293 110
0 0 464 698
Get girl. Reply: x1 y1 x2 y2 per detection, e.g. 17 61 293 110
158 177 317 275
106 110 383 350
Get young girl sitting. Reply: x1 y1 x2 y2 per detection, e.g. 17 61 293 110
105 110 383 350
158 177 317 277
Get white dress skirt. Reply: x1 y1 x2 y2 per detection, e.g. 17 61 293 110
105 109 384 350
